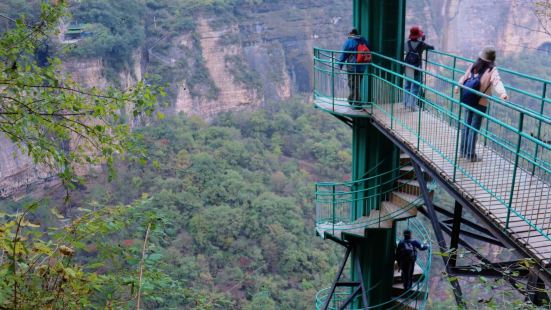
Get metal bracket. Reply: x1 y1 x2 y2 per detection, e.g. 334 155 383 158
323 247 352 310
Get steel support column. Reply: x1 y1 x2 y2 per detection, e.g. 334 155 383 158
449 201 463 268
323 247 353 310
527 269 550 306
412 162 466 308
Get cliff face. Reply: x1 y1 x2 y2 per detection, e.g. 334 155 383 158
174 1 351 117
175 18 262 118
409 0 550 57
0 136 57 199
0 53 143 199
2 1 549 198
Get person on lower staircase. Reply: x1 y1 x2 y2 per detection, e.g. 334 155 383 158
396 229 428 290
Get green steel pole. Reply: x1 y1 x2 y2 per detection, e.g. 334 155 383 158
332 185 336 235
313 49 317 102
532 82 547 175
331 52 335 111
506 112 524 229
417 100 422 149
483 104 491 146
453 106 463 182
450 56 457 125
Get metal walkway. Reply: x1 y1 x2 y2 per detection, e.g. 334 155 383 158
313 48 551 269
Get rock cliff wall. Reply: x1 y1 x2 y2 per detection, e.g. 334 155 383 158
409 0 550 58
0 53 142 199
2 1 549 198
175 18 261 119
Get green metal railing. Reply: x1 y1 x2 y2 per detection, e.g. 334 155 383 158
313 47 551 251
315 164 433 236
315 218 432 310
313 49 373 114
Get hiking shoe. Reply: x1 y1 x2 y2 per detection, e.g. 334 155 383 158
469 154 483 162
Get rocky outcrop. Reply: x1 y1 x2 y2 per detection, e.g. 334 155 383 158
175 18 261 118
0 135 58 199
1 54 141 199
500 0 550 54
62 58 107 89
2 1 548 199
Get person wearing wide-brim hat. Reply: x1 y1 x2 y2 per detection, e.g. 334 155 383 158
454 46 509 162
403 26 434 111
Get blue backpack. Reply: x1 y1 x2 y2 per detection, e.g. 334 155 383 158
460 68 492 107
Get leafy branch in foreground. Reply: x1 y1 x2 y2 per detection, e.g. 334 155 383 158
0 2 163 187
0 199 180 309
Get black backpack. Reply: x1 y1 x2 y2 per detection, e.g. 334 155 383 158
404 41 422 67
398 241 416 263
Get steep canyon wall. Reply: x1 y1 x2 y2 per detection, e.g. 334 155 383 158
1 0 548 198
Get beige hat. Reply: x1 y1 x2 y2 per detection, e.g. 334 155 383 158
479 46 496 62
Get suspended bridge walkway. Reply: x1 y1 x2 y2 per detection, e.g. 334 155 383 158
313 48 551 272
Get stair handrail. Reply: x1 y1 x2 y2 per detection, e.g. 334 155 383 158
314 218 432 310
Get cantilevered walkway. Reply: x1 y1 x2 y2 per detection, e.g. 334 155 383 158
314 48 551 275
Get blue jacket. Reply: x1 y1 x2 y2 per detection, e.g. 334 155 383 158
338 35 371 73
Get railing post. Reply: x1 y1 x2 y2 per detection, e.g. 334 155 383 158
313 49 317 102
315 184 318 224
532 82 547 175
452 104 463 182
449 56 457 126
331 52 335 112
506 112 524 229
417 97 422 150
483 104 491 147
388 68 395 129
332 185 336 234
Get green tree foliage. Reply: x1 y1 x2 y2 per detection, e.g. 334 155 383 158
0 3 175 308
68 0 146 71
0 2 161 186
70 101 350 308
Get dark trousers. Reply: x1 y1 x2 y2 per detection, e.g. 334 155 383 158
347 72 363 106
400 260 415 290
460 105 487 158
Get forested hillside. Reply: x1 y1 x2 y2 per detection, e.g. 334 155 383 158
1 101 353 308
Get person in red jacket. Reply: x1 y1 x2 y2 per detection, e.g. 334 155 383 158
403 26 434 111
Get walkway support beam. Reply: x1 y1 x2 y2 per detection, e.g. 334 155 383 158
412 162 466 308
449 201 463 268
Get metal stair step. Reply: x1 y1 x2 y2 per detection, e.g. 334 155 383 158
391 283 427 300
393 262 423 283
399 165 416 180
390 191 423 209
399 153 411 165
316 213 394 240
397 179 422 196
382 201 417 219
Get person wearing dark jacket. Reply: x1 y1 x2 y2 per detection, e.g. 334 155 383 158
403 26 434 111
395 229 428 290
338 28 370 108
